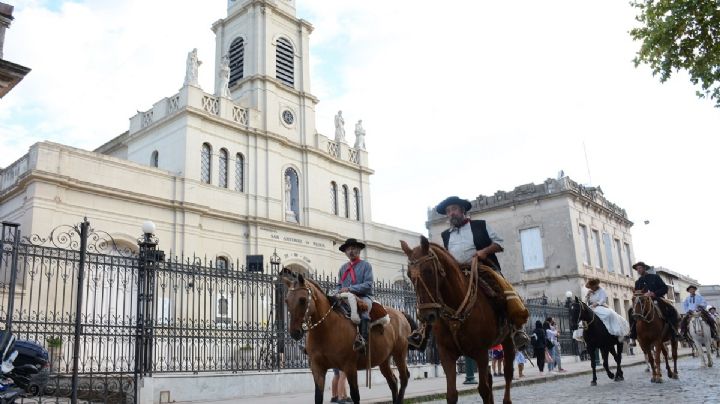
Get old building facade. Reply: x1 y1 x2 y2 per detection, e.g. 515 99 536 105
0 0 418 281
427 175 637 318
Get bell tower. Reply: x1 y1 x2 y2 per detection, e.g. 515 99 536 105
212 0 316 145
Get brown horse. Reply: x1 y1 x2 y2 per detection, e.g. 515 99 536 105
280 268 412 404
632 293 678 383
401 237 515 404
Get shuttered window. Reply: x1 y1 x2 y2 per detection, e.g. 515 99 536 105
276 37 294 87
228 37 244 87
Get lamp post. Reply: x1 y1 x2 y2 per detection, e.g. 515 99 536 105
270 249 284 369
136 221 164 378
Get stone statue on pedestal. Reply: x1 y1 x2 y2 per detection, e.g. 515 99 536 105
354 120 366 150
184 48 202 87
218 55 231 97
334 110 346 143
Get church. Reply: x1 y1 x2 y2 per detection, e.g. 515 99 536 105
0 0 419 282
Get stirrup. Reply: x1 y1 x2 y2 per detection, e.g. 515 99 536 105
407 330 424 348
353 335 366 352
512 329 530 349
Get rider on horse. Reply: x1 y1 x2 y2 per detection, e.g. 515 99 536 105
336 238 374 353
628 261 681 340
407 196 530 350
585 278 630 342
679 285 718 342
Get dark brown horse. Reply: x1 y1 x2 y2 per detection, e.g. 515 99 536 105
401 237 515 404
280 268 412 404
632 293 678 383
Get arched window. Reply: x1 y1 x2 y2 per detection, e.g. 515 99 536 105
228 37 244 87
219 148 228 188
201 143 212 184
284 168 300 222
150 150 159 168
342 185 349 218
276 37 294 87
235 153 245 192
330 182 338 215
216 256 229 271
353 187 360 221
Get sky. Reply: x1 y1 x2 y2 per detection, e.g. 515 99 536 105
1 1 719 284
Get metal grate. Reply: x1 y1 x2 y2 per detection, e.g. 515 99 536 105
235 153 244 192
201 143 212 184
276 37 294 87
229 37 244 87
219 149 228 188
330 182 338 215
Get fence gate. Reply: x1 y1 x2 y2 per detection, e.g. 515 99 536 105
1 220 139 404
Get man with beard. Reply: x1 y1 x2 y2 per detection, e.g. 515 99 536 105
337 238 374 352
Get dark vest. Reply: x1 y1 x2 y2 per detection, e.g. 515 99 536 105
441 220 502 271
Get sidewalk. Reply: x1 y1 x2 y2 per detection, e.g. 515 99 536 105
182 347 691 404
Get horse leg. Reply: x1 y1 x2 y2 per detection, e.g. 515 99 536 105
309 364 327 404
588 344 598 386
639 341 656 383
438 349 459 404
671 338 679 379
345 370 361 404
502 338 514 404
392 351 410 403
613 343 624 381
653 341 664 383
474 353 493 404
601 348 614 380
378 359 399 404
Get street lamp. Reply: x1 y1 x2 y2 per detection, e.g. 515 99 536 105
270 249 281 273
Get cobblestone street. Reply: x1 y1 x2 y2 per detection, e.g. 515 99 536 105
423 355 720 403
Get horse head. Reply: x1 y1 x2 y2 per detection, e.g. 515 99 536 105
400 236 455 325
280 267 319 341
632 292 652 320
569 296 591 325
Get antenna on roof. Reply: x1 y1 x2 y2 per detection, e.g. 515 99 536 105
583 141 592 186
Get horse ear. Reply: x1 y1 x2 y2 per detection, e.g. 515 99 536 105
575 296 579 303
280 267 295 287
420 235 430 253
400 240 413 258
298 273 305 285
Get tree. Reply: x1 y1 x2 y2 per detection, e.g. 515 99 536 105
630 0 720 107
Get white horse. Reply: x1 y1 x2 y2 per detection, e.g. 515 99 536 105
689 313 713 367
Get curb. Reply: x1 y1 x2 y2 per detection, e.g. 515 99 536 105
374 352 692 404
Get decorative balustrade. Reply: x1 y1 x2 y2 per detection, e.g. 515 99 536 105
0 153 29 194
348 149 359 164
327 141 340 158
202 95 220 115
233 105 248 125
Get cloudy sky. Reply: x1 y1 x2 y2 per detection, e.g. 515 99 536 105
2 1 718 284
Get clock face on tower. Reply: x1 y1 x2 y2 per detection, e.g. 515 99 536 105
282 110 295 125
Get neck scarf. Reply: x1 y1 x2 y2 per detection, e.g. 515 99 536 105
341 258 361 283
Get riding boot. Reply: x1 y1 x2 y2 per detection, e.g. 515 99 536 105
353 319 369 353
629 322 637 340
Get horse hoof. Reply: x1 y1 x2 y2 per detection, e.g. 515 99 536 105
672 374 679 380
590 381 597 386
608 373 615 379
614 376 624 382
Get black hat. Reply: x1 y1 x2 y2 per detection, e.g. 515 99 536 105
632 261 649 270
339 238 366 252
435 196 472 215
686 285 698 292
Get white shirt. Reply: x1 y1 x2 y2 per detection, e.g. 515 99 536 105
447 221 503 264
586 287 608 307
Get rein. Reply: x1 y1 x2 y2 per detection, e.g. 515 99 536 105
579 301 597 328
633 295 656 323
408 247 479 349
287 285 336 331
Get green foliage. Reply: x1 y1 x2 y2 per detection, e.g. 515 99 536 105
46 336 62 348
630 0 720 106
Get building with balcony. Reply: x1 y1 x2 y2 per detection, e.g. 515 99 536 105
0 2 31 98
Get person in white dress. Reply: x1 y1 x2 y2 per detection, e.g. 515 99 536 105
585 278 630 343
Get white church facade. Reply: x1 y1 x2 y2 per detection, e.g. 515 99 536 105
0 0 419 282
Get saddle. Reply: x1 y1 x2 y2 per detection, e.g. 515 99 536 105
337 292 390 328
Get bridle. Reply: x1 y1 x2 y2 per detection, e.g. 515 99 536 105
407 247 477 324
287 284 336 331
632 294 656 323
575 301 597 327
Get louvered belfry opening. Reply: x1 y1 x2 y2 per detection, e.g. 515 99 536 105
276 37 294 87
228 37 244 87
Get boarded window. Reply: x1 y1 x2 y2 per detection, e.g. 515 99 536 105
520 227 544 270
579 224 591 266
603 233 614 272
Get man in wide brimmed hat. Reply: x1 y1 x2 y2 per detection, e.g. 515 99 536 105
631 261 681 340
336 238 374 352
680 284 717 340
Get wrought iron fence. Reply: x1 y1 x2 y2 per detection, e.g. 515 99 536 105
1 219 584 403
